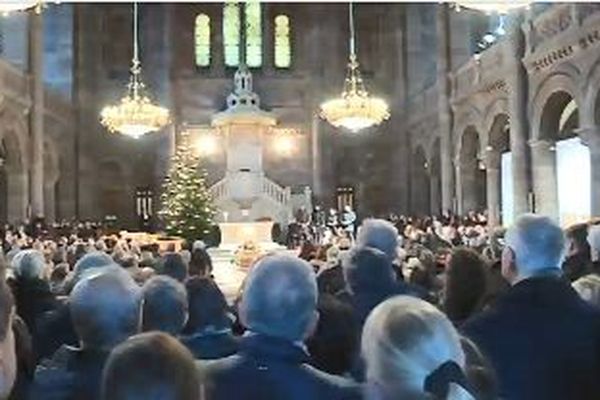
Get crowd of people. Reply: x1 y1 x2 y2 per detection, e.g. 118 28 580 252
0 210 600 399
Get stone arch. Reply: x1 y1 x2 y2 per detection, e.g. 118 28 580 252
0 109 29 223
530 70 582 141
411 145 430 216
454 105 485 161
481 97 509 146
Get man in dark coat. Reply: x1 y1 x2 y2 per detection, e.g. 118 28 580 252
463 214 600 400
31 267 142 400
202 254 361 400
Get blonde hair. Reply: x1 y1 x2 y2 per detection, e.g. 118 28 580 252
362 296 470 400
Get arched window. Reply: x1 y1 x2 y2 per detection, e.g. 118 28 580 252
194 14 211 67
245 2 262 67
223 2 240 67
274 15 290 68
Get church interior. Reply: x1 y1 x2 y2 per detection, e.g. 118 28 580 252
1 2 599 229
3 3 600 400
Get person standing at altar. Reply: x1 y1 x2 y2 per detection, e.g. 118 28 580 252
341 205 357 241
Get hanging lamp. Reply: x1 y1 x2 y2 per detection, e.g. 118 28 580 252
100 2 170 139
319 2 390 133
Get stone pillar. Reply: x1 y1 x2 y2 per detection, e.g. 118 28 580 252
485 150 501 226
311 113 322 201
436 4 454 213
44 183 56 222
579 126 600 217
429 172 441 215
505 14 530 218
455 159 463 215
29 11 44 218
530 139 558 219
459 159 478 214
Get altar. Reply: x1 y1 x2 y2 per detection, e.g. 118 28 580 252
218 221 274 250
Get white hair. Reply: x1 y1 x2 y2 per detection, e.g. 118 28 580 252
241 254 317 342
573 274 600 307
505 214 565 276
362 296 468 400
356 219 399 261
588 225 600 262
13 250 46 280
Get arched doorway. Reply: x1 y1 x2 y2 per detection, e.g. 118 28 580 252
411 146 430 216
459 126 486 214
535 91 588 224
486 114 510 226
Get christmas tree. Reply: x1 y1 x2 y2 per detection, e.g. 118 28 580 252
159 133 216 243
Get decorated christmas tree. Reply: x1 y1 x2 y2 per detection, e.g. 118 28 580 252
159 133 216 243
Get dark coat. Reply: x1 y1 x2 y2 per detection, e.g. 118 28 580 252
180 331 239 360
317 265 345 295
29 345 110 400
462 276 600 400
34 303 78 362
11 277 58 338
202 333 361 400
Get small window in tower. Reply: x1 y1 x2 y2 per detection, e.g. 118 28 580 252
274 15 291 68
195 14 211 67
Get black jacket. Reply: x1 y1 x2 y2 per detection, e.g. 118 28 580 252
180 330 239 360
462 276 600 400
202 333 361 400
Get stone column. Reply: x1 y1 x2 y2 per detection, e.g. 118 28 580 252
459 158 478 214
505 13 530 218
485 150 501 226
530 139 558 219
436 4 454 213
311 113 322 200
429 172 441 215
579 126 600 217
29 11 44 218
454 159 463 215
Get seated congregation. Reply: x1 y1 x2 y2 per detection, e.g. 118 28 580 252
1 213 600 399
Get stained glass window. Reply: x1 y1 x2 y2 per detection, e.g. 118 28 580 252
245 1 262 68
194 14 211 67
274 15 290 68
223 2 240 67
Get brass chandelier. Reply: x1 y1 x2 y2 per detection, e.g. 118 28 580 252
320 3 390 133
454 1 530 14
100 2 170 139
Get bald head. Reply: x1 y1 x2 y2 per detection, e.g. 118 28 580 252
356 219 399 262
504 214 565 279
241 254 317 342
70 267 142 350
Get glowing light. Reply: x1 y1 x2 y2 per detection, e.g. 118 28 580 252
195 134 219 156
274 133 295 155
454 1 530 14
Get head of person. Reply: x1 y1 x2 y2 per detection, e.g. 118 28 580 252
502 214 565 284
587 224 600 263
160 252 188 283
444 248 487 323
362 296 472 400
102 332 200 400
573 274 600 307
141 276 188 335
565 223 590 258
0 282 16 400
185 276 231 334
240 254 318 342
343 246 395 294
189 248 212 278
69 267 142 351
356 219 399 262
14 250 46 281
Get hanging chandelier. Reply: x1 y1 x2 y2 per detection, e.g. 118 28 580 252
0 1 41 14
320 3 390 133
454 1 530 14
100 2 170 139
